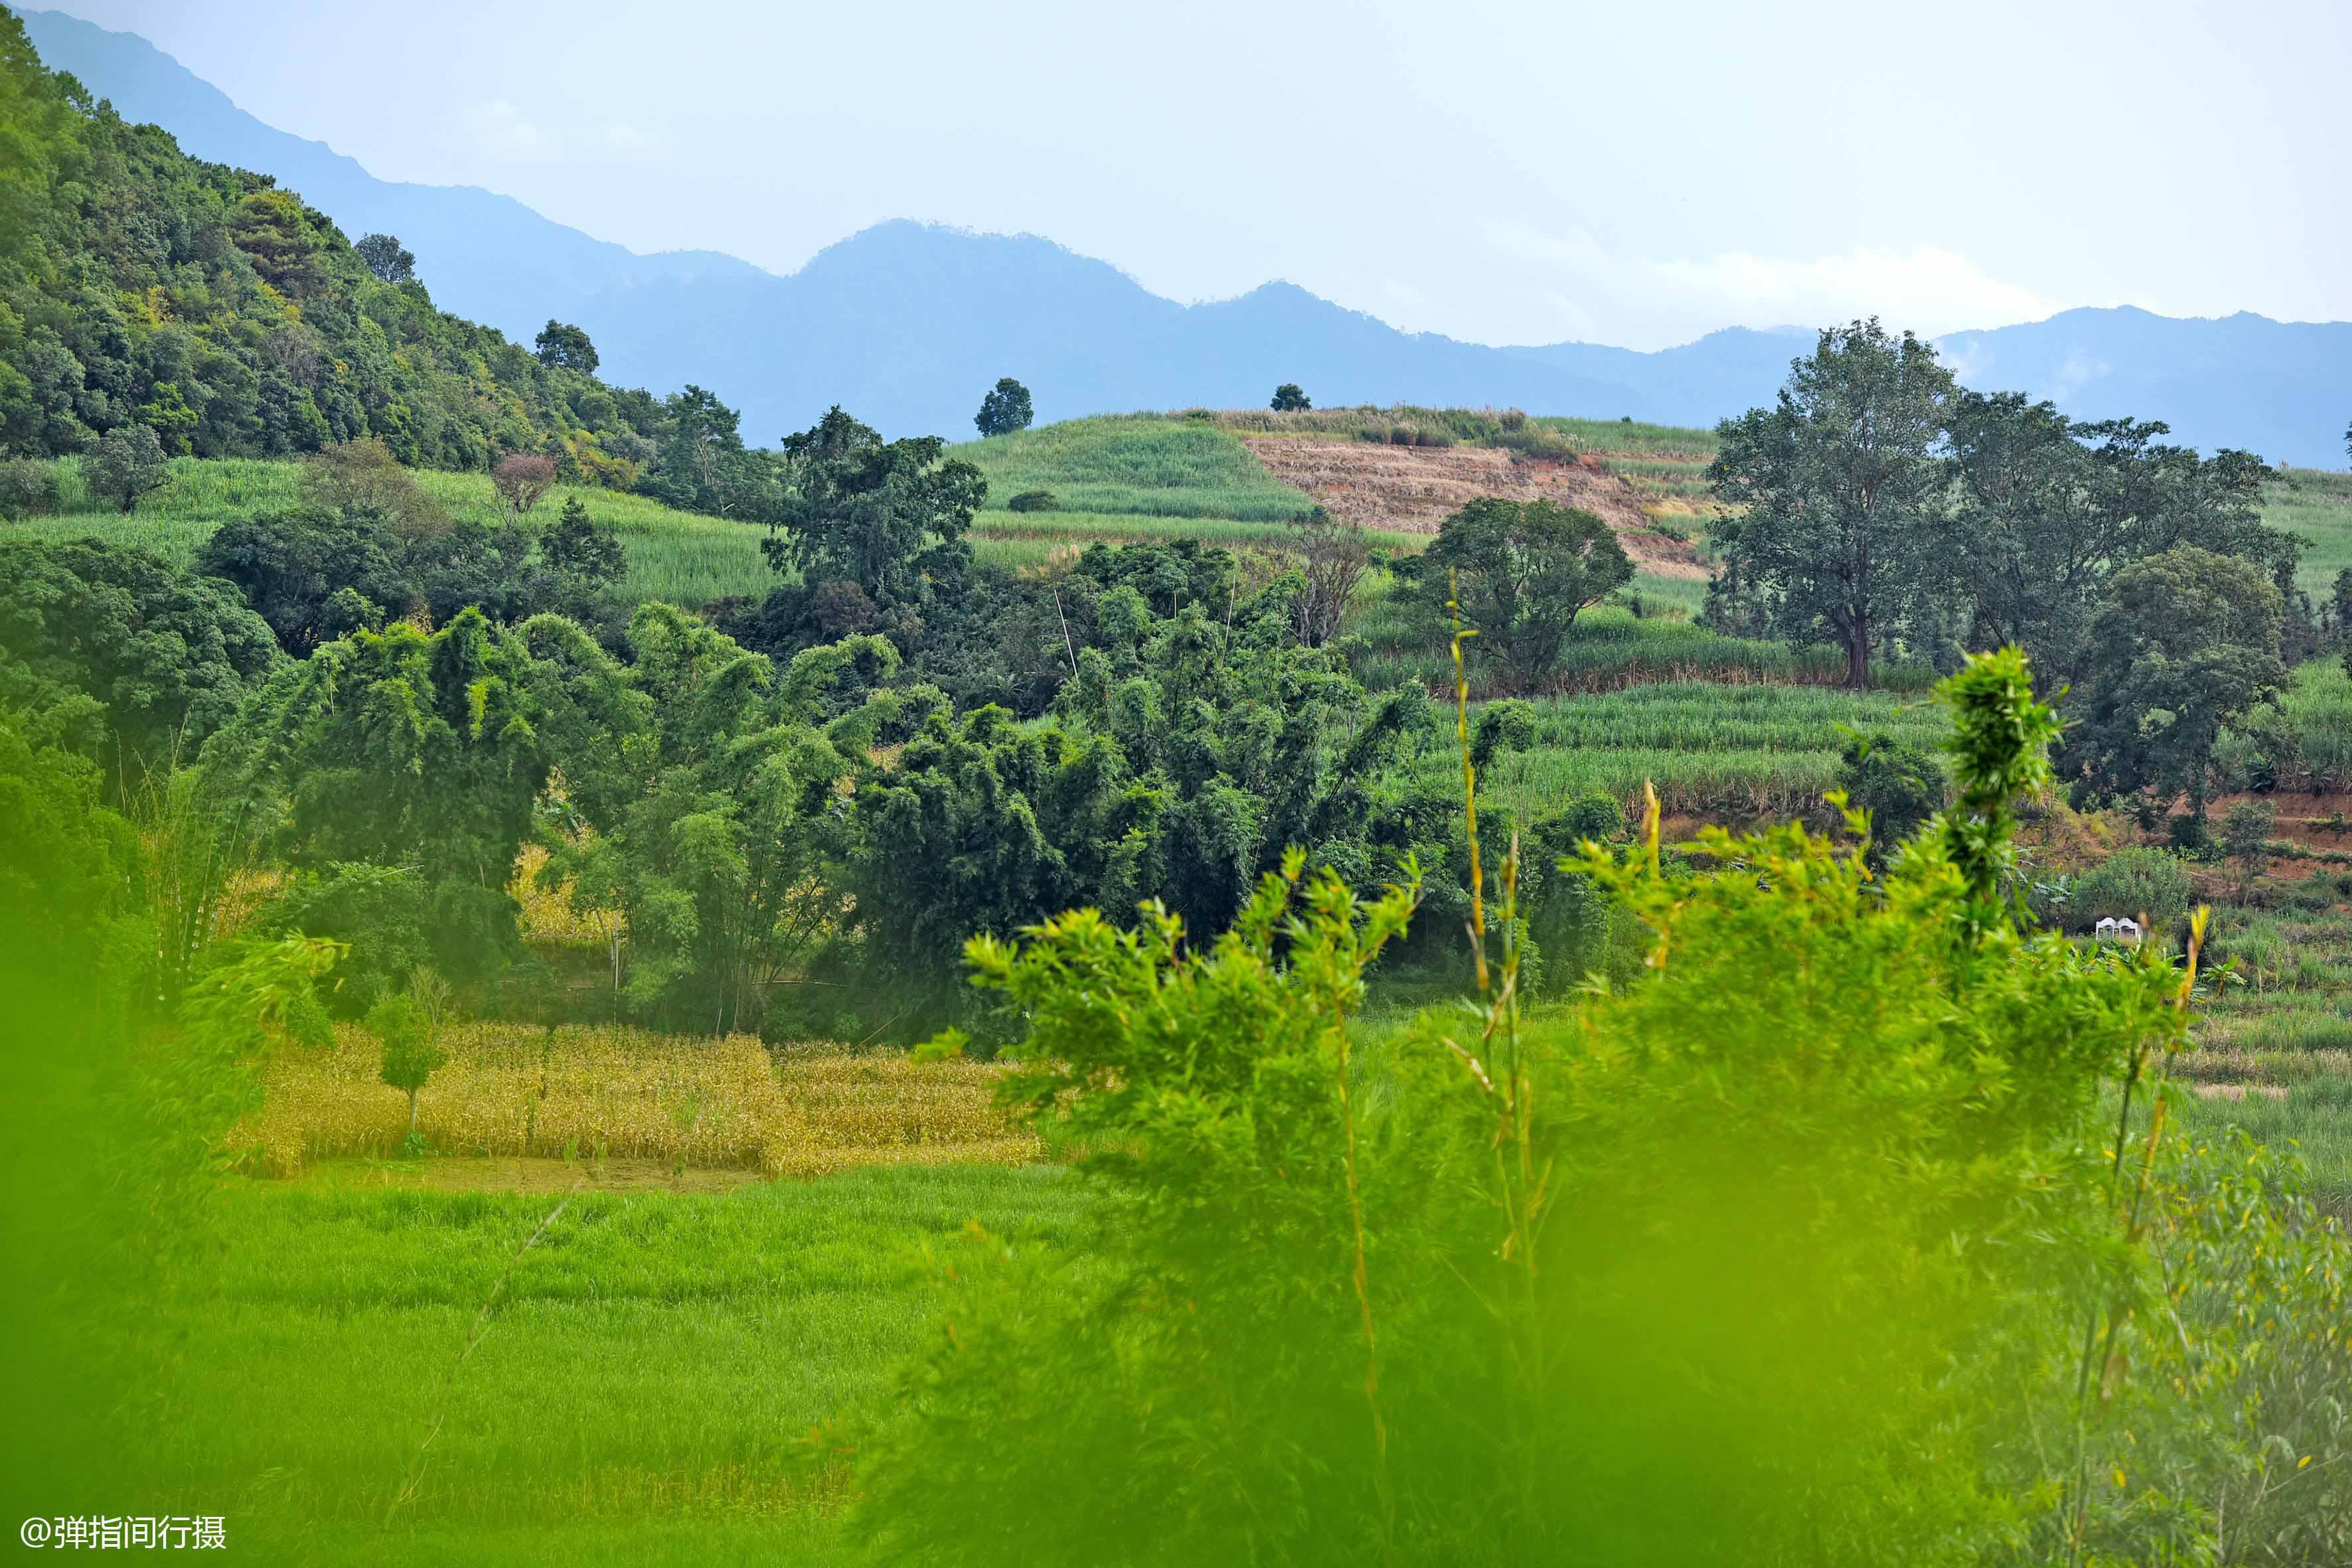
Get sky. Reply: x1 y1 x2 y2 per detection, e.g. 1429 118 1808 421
30 0 2352 351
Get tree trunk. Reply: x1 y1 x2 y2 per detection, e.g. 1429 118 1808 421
1845 619 1871 692
407 1088 419 1135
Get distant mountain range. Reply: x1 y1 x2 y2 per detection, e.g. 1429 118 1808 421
23 7 2352 467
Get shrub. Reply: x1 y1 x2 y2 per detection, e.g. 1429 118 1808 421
1004 489 1056 513
848 650 2333 1565
2068 844 2196 937
0 458 61 518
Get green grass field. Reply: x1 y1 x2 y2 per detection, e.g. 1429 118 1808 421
2268 465 2352 596
11 455 777 607
1445 678 1948 820
149 1162 1088 1564
958 414 1312 522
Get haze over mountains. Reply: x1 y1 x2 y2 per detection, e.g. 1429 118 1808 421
25 7 2351 467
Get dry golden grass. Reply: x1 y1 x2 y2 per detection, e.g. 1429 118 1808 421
236 1022 1044 1178
511 842 614 949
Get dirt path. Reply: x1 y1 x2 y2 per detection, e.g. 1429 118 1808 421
1237 435 1709 580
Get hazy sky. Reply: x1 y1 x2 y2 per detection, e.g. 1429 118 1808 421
35 0 2352 349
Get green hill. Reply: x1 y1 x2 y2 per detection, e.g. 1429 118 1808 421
0 11 659 478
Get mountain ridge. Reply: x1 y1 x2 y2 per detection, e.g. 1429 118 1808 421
21 6 2350 465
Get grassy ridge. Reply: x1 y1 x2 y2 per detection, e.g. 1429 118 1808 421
11 455 772 606
959 415 1313 522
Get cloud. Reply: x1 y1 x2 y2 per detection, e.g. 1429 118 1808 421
1646 244 2058 339
598 122 670 162
457 100 559 161
1484 226 2059 348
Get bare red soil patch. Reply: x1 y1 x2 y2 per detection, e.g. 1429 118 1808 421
1237 435 1709 580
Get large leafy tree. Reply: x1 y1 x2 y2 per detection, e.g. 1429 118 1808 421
1709 319 1956 689
0 539 277 793
1412 497 1632 690
769 405 986 601
973 377 1033 437
2065 544 2287 824
1942 393 2292 684
532 321 598 374
645 385 769 518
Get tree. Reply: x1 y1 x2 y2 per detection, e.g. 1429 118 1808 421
540 495 626 588
1709 319 1956 689
354 232 415 285
533 321 598 374
298 438 449 542
771 406 986 601
86 424 170 512
0 540 279 795
368 972 451 1142
491 453 558 525
647 385 763 518
196 508 414 657
2067 545 2288 825
1413 497 1632 690
1942 393 2290 685
973 377 1034 437
204 609 566 982
1271 383 1312 412
542 605 877 1033
1288 507 1370 648
2221 799 2274 898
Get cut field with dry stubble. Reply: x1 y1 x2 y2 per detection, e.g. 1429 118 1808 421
237 1024 1043 1179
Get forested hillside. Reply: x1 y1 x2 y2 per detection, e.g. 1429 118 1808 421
0 11 659 477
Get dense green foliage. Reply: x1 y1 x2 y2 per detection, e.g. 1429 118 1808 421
1942 393 2290 685
853 650 2352 1564
205 609 564 987
0 13 678 476
2068 545 2288 822
1708 319 1956 688
0 536 277 790
768 405 986 601
1408 496 1633 688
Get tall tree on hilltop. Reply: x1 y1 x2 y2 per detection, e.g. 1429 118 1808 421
1709 319 1956 689
974 378 1034 437
354 233 415 285
534 321 599 374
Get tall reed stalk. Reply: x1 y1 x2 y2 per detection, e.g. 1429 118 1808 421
1441 572 1555 1537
